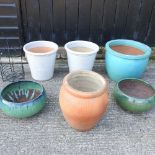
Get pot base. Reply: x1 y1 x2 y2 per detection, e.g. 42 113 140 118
63 113 101 132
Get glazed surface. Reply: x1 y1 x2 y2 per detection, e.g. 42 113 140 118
0 81 46 118
4 89 41 103
111 45 144 55
69 47 93 53
28 47 53 53
119 80 155 99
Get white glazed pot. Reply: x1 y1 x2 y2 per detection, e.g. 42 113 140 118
64 40 99 72
23 41 58 81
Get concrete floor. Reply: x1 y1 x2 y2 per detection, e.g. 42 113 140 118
0 61 155 155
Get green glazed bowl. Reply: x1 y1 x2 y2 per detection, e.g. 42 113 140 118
0 81 46 118
113 78 155 113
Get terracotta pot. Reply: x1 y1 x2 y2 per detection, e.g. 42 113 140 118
59 71 109 131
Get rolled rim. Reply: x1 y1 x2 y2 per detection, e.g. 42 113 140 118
23 40 58 56
105 39 152 60
63 70 108 98
116 78 155 100
64 40 99 55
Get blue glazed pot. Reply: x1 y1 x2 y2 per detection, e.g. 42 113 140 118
0 81 46 118
105 39 152 82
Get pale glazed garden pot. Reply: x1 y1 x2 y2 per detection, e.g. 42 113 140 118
23 41 58 81
65 40 99 72
59 70 109 131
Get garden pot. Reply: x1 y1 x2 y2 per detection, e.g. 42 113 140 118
105 39 152 82
114 78 155 113
65 40 99 72
0 81 46 118
23 41 58 81
59 70 109 131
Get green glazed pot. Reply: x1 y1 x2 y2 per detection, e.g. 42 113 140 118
113 78 155 113
0 81 46 118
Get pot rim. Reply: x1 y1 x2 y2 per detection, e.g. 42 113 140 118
105 39 152 60
116 78 155 101
1 80 45 106
63 70 108 98
23 40 58 56
64 40 99 55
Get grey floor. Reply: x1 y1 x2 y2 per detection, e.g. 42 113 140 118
0 61 155 155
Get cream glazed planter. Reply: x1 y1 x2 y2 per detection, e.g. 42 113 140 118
23 41 58 81
64 40 99 72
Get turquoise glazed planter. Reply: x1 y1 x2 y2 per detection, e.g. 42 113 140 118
114 78 155 113
105 39 152 82
0 81 46 118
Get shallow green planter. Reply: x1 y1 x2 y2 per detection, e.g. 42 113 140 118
0 81 46 118
113 78 155 113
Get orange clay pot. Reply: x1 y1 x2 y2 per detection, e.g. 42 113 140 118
59 70 109 131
